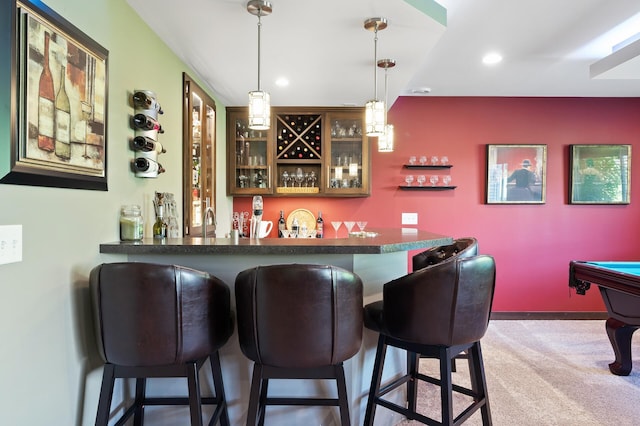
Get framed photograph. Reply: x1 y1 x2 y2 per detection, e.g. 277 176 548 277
569 144 631 204
486 144 547 204
1 0 108 190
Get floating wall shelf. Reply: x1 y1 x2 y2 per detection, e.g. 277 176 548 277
403 164 452 170
398 185 456 191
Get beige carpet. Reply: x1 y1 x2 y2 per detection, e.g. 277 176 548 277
395 320 640 426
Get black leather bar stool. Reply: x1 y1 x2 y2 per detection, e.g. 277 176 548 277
90 262 233 426
413 237 479 372
235 264 363 426
363 255 496 425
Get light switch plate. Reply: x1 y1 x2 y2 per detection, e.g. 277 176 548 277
0 225 23 265
402 212 418 225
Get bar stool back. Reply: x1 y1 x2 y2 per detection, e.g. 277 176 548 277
90 262 233 426
235 263 363 426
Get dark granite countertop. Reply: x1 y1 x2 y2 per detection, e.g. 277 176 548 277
100 228 453 255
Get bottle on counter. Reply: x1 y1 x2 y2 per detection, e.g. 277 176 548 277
291 217 299 238
119 205 144 241
316 211 324 238
153 205 167 239
278 210 286 238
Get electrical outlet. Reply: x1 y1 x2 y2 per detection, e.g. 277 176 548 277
401 212 418 225
0 225 23 265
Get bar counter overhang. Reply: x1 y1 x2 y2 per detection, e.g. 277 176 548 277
99 228 453 425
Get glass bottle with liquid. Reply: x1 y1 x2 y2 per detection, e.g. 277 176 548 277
153 205 167 239
316 211 324 238
278 210 286 238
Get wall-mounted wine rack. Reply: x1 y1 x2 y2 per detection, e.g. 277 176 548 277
130 89 165 178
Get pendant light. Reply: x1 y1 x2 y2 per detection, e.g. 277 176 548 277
364 17 387 137
247 0 272 130
377 58 396 152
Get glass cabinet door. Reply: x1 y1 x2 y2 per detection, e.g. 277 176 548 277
183 73 216 236
227 108 272 195
325 112 370 196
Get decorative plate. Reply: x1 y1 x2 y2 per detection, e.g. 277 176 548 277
286 208 316 231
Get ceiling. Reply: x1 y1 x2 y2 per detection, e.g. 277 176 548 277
126 0 640 109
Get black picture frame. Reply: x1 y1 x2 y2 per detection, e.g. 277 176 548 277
1 0 109 191
486 144 547 204
569 144 631 204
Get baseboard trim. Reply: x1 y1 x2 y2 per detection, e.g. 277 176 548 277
490 312 608 320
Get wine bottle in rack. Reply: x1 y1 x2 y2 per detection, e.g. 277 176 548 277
55 65 71 160
38 31 55 152
133 90 163 114
132 135 166 153
133 157 165 176
132 113 164 133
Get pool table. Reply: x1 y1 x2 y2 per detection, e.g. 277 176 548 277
569 260 640 376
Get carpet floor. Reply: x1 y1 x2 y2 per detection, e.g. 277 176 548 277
393 320 640 426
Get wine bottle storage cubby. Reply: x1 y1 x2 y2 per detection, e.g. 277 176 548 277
276 114 322 160
130 89 165 178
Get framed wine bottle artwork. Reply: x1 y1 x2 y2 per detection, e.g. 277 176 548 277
1 0 108 190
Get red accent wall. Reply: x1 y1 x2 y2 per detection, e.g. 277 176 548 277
233 97 640 312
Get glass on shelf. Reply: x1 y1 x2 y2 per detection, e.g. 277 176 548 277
419 155 427 165
441 156 449 165
343 221 355 234
409 156 417 165
405 175 415 186
331 221 342 238
431 156 439 165
442 175 452 186
417 175 426 186
430 175 439 186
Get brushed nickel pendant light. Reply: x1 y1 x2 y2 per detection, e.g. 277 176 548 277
377 58 396 152
247 0 272 130
364 17 387 137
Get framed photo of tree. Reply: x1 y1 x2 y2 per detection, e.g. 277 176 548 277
486 144 547 204
570 145 631 204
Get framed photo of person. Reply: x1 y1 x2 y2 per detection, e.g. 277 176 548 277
486 144 547 204
569 144 631 204
1 0 108 190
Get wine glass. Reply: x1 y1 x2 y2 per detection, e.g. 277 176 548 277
344 221 356 235
419 155 427 165
416 175 426 187
430 175 439 186
409 156 417 165
331 221 342 238
405 175 414 186
441 156 449 165
356 221 367 232
295 168 305 187
281 229 290 238
442 175 452 186
281 170 289 187
431 156 439 165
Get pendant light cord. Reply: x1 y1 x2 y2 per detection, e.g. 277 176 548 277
257 11 262 91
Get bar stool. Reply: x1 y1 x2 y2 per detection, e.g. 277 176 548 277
363 255 496 425
90 262 233 426
412 237 479 372
235 264 363 425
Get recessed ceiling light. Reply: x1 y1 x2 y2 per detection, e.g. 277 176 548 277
275 77 289 87
411 87 431 94
482 52 503 65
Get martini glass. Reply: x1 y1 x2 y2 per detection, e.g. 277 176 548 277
331 221 342 238
343 221 356 236
356 221 367 233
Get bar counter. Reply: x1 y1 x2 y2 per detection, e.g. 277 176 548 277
99 228 453 425
100 228 453 255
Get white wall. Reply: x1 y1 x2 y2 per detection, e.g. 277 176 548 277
0 1 229 424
